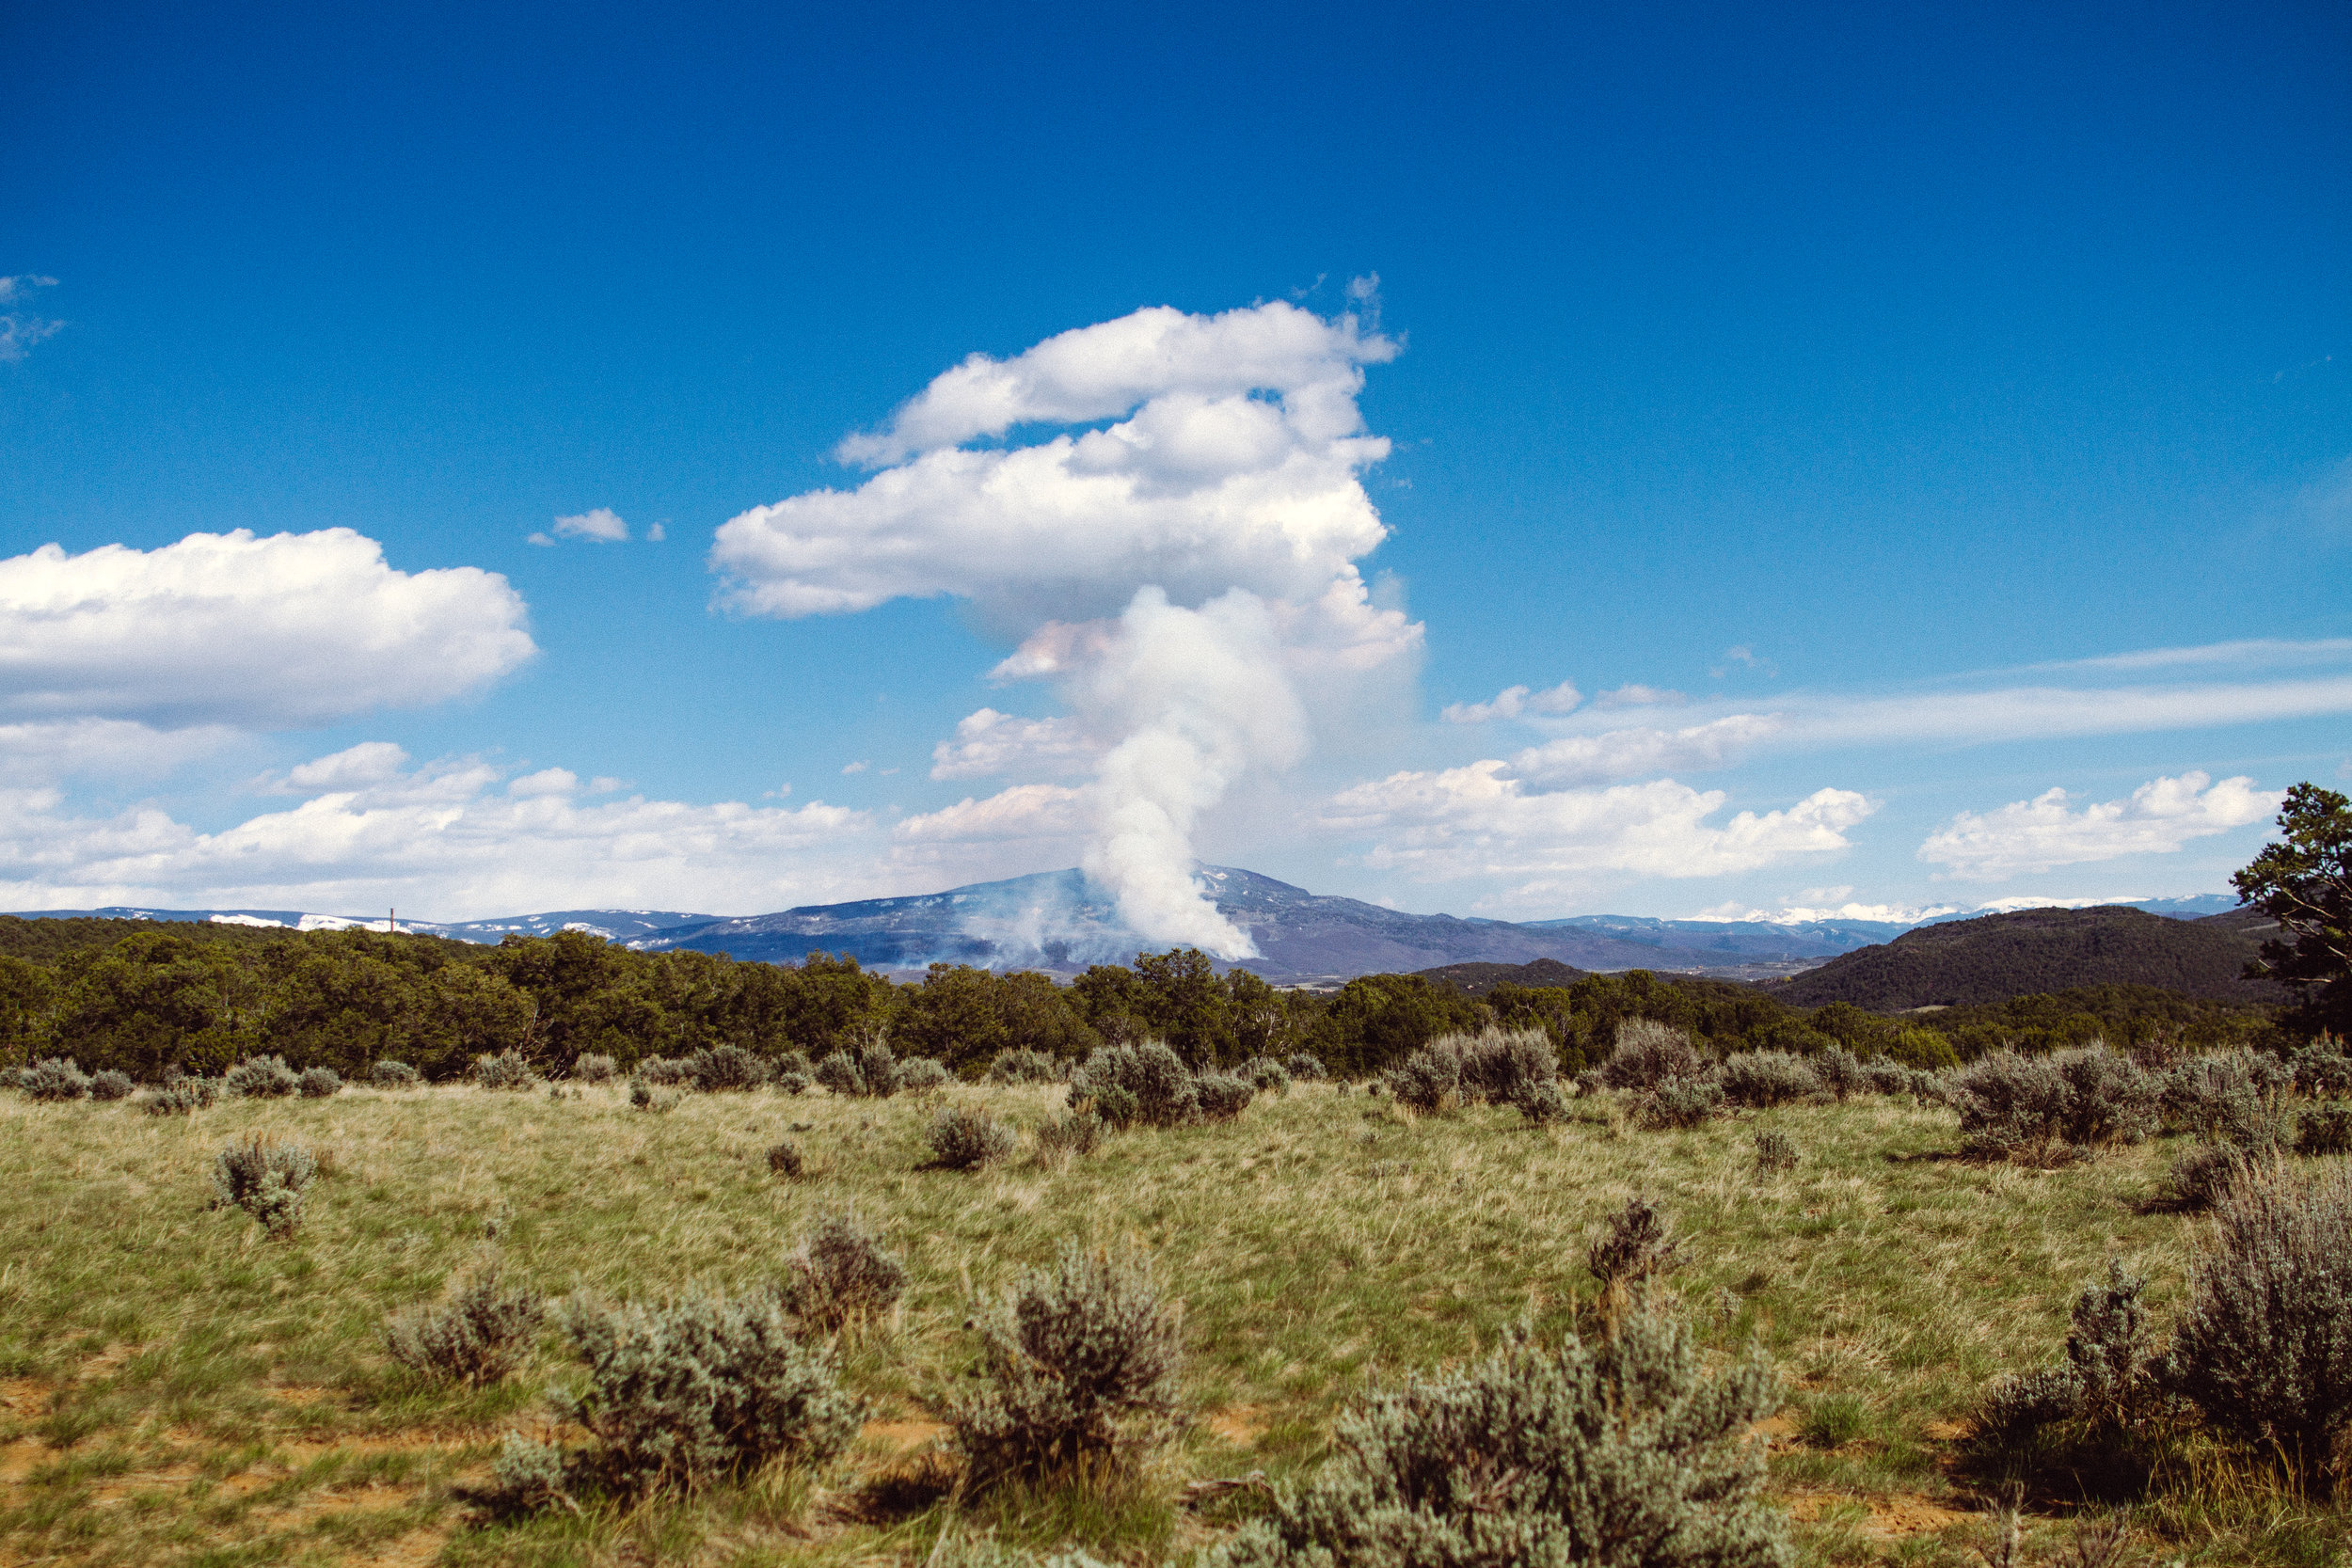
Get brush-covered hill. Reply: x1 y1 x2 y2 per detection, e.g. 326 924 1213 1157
1765 905 2279 1011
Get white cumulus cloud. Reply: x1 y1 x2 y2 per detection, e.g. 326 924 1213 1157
1916 771 2280 879
538 507 630 545
1506 715 1782 788
930 708 1102 781
0 530 534 730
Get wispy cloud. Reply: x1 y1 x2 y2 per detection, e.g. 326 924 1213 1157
530 507 631 546
1440 680 1580 724
0 276 64 363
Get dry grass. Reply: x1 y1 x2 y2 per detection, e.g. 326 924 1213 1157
0 1080 2343 1565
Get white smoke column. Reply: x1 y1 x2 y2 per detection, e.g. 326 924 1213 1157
1078 588 1306 956
710 297 1415 952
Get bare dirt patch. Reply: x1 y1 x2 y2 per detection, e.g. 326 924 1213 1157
1786 1488 1977 1540
1206 1405 1267 1447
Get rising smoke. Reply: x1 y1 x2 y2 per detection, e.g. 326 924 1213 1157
710 296 1417 958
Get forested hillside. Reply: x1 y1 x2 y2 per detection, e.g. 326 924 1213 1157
1766 906 2275 1010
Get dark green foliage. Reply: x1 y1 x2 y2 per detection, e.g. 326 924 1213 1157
1638 1076 1724 1130
897 963 1102 1072
1753 1128 1799 1174
1721 1052 1819 1108
2296 1106 2352 1157
559 1291 861 1491
928 1103 1018 1168
2233 783 2352 1033
1601 1019 1711 1091
471 1049 538 1090
1068 1040 1198 1127
782 1214 907 1334
21 1056 90 1101
570 1052 617 1083
767 1140 805 1179
2161 1158 2352 1488
1886 1025 1961 1069
385 1264 547 1386
372 1059 420 1086
1772 905 2275 1011
1306 971 1486 1078
87 1068 134 1101
1587 1196 1681 1291
1213 1305 1787 1568
213 1134 316 1238
1195 1072 1255 1122
296 1066 342 1098
952 1246 1183 1489
225 1054 297 1098
685 1044 770 1091
986 1048 1060 1085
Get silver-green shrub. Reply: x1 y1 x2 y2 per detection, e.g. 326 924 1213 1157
142 1079 214 1116
1386 1042 1462 1113
1721 1052 1819 1108
2289 1037 2352 1100
1195 1072 1256 1122
1458 1027 1559 1109
385 1263 546 1386
559 1291 861 1490
1968 1262 2158 1470
1212 1305 1788 1568
782 1214 907 1334
1244 1056 1293 1095
1285 1052 1329 1082
1638 1075 1724 1130
372 1059 421 1087
225 1055 297 1098
471 1050 538 1091
486 1432 569 1515
898 1057 953 1094
2296 1106 2352 1157
2160 1158 2352 1488
775 1069 812 1096
952 1245 1183 1489
87 1069 135 1102
1810 1045 1865 1102
1602 1019 1710 1091
570 1053 617 1084
1519 1079 1570 1126
214 1134 316 1238
1035 1112 1104 1163
637 1054 690 1085
929 1104 1018 1169
2163 1051 2292 1139
987 1048 1060 1085
815 1041 906 1099
686 1044 771 1092
1950 1047 2157 1160
1068 1041 1197 1127
297 1067 342 1099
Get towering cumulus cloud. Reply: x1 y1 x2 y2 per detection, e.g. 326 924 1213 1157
712 299 1414 956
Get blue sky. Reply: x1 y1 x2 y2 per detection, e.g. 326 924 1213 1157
3 0 2346 945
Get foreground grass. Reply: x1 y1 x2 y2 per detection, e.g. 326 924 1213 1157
0 1080 2341 1567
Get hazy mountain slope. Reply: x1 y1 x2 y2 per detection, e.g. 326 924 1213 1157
1767 906 2276 1010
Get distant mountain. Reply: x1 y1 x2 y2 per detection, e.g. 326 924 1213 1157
1523 913 1915 961
1766 906 2280 1011
1 906 717 943
630 866 1724 982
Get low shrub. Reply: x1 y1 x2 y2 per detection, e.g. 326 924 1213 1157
1069 1041 1198 1128
1211 1304 1785 1568
372 1059 421 1087
87 1069 135 1102
1384 1043 1460 1113
782 1214 907 1334
1243 1056 1293 1095
1600 1019 1710 1091
637 1055 690 1085
815 1041 906 1099
1754 1127 1799 1174
141 1080 214 1116
628 1080 679 1114
1860 1059 1914 1097
1284 1053 1328 1082
224 1055 297 1099
986 1049 1060 1085
2290 1037 2352 1100
2161 1143 2259 1213
297 1067 342 1099
486 1432 569 1516
559 1291 861 1491
1457 1027 1558 1108
1950 1046 2158 1160
686 1044 771 1092
1811 1045 1865 1102
775 1069 812 1096
1637 1075 1724 1130
951 1245 1183 1489
2164 1051 2293 1139
570 1053 617 1084
1968 1262 2159 1472
1721 1051 1820 1108
898 1057 953 1094
1195 1073 1256 1122
472 1050 538 1091
385 1264 547 1386
2296 1106 2352 1157
1587 1196 1681 1293
767 1140 805 1179
1034 1112 1104 1164
213 1135 317 1238
929 1104 1018 1169
2161 1158 2352 1489
1518 1079 1570 1125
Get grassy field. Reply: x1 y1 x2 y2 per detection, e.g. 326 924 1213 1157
0 1077 2343 1567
